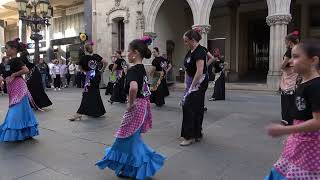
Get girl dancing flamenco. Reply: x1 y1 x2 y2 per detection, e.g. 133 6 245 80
96 38 165 179
0 38 39 142
69 42 107 120
265 39 320 179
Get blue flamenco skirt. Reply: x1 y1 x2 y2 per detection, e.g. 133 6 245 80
0 96 39 142
264 168 286 180
95 130 166 180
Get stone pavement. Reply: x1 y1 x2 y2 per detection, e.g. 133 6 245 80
0 88 283 180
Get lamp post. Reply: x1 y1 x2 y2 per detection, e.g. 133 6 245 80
16 0 53 64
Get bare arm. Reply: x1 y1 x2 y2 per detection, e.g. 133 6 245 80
166 63 172 73
112 64 118 73
190 60 204 90
128 81 138 109
268 112 320 137
285 112 320 134
12 66 29 77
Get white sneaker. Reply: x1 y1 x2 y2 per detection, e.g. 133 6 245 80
58 88 61 91
180 139 195 146
54 88 57 91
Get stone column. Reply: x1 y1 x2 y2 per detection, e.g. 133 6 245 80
19 20 27 43
84 0 93 41
192 24 211 48
266 14 292 90
0 20 5 60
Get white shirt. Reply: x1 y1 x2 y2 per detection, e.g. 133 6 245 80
69 64 76 75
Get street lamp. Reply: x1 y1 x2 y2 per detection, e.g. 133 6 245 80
16 0 53 64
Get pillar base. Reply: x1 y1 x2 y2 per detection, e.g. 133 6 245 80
267 71 281 90
226 71 239 82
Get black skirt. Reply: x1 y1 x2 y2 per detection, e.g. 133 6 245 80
181 79 208 140
150 79 166 107
77 73 106 117
212 72 225 100
26 67 52 109
105 82 115 95
110 75 126 103
162 78 170 97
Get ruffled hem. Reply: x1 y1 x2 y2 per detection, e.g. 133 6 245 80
0 125 39 142
265 168 286 180
95 147 166 180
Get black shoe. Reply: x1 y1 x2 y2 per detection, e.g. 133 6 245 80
204 107 207 112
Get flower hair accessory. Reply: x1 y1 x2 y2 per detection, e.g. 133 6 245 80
141 36 152 45
194 27 202 33
292 31 299 36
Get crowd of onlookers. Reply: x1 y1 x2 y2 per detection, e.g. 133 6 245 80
0 57 87 94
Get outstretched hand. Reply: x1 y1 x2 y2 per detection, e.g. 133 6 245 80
266 123 288 138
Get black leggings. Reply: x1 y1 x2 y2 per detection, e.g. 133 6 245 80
54 74 61 88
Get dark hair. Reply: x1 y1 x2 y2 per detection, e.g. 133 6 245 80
2 56 8 62
129 39 151 59
84 43 93 54
108 64 114 71
286 31 299 45
297 39 320 68
116 50 122 56
184 29 202 42
6 38 26 53
153 47 159 53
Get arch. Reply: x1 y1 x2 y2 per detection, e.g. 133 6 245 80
106 6 130 25
145 0 197 32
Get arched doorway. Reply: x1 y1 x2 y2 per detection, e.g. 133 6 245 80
208 0 269 83
153 0 194 81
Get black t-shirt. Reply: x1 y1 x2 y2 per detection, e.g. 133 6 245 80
293 77 320 121
79 54 102 71
213 58 225 73
152 56 167 71
184 45 207 77
125 64 151 98
115 58 126 70
3 57 25 78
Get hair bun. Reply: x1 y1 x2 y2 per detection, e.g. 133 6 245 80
141 36 152 46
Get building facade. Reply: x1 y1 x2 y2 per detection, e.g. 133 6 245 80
93 0 320 89
1 0 319 89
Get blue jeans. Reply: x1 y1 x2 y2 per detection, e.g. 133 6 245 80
41 74 47 89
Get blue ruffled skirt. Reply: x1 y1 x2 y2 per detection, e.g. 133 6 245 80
95 130 166 180
0 96 39 142
264 168 286 180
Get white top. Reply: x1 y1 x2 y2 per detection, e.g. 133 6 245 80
69 64 76 75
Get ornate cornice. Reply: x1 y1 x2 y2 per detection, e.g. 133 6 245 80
106 6 130 25
136 11 145 30
192 24 211 34
266 14 292 26
143 32 157 39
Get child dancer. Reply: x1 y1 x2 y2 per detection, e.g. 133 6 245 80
265 39 320 179
0 38 39 142
96 38 165 179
